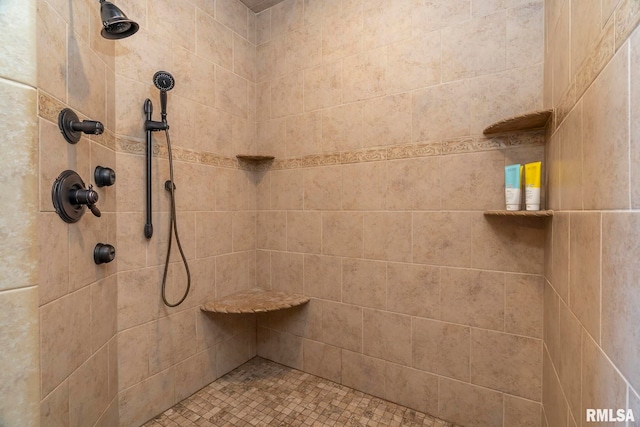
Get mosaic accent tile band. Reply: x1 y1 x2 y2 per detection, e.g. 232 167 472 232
142 357 459 427
37 89 545 173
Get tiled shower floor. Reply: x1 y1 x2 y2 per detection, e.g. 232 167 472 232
142 357 456 427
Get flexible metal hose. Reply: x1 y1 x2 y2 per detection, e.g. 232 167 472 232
160 129 191 307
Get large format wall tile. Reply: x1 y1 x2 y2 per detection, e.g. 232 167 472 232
0 0 36 85
0 287 39 426
384 363 438 416
1 80 37 292
386 262 439 318
602 212 640 392
341 350 385 399
41 288 92 397
412 318 470 382
504 395 541 427
439 377 504 427
569 212 601 341
362 309 412 365
582 42 630 210
441 12 506 82
581 332 627 423
302 339 341 383
413 212 472 267
440 268 504 330
470 329 542 401
557 301 582 417
37 1 66 100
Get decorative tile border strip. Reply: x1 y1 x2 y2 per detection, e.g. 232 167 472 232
38 96 544 174
615 0 640 51
269 131 544 171
575 21 615 101
116 136 246 170
554 0 639 131
340 147 387 164
38 90 249 170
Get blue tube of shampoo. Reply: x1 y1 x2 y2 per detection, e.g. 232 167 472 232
505 164 522 210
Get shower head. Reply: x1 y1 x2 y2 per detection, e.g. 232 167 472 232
153 71 175 92
100 0 139 40
153 71 175 120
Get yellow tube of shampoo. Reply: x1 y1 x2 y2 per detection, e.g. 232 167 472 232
525 161 542 210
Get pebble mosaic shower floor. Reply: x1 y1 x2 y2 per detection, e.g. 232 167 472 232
142 357 457 427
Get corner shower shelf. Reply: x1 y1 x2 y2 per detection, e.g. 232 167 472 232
483 109 553 135
201 289 310 314
236 155 275 162
484 210 554 218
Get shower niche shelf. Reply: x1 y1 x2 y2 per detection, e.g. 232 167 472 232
236 155 275 162
484 210 554 218
201 289 309 314
483 109 553 135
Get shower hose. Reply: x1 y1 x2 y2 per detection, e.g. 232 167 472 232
161 129 191 307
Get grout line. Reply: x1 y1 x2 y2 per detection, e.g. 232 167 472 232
598 211 603 345
627 40 632 210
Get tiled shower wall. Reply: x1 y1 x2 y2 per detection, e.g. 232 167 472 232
112 1 258 425
543 1 640 426
36 0 260 425
254 1 546 426
37 0 120 424
0 0 40 426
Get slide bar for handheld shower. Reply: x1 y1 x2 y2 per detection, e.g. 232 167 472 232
143 98 169 239
144 99 154 239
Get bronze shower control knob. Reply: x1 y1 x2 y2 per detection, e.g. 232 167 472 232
58 108 104 144
52 170 102 223
94 166 116 187
94 243 116 265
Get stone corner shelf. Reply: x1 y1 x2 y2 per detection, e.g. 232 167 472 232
201 289 310 314
483 109 553 135
484 210 554 218
236 154 275 162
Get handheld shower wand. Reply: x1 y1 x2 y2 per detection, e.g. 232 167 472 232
143 71 191 308
153 71 174 123
144 71 174 238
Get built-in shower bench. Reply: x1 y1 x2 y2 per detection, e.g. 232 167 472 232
201 289 309 314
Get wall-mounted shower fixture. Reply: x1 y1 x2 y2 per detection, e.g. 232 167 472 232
143 71 175 238
52 170 101 223
94 243 116 264
58 108 104 144
142 71 191 308
94 166 116 187
99 0 139 40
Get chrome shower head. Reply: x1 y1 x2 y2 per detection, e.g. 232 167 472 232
100 0 139 40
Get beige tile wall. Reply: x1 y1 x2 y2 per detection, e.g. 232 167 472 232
29 1 640 427
0 0 41 425
543 0 640 426
254 1 546 427
37 0 120 424
36 0 259 425
113 0 259 423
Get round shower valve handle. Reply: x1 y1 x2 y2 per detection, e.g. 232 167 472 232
69 185 99 206
52 170 102 223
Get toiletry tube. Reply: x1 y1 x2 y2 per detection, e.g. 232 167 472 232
525 161 542 210
505 164 523 211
